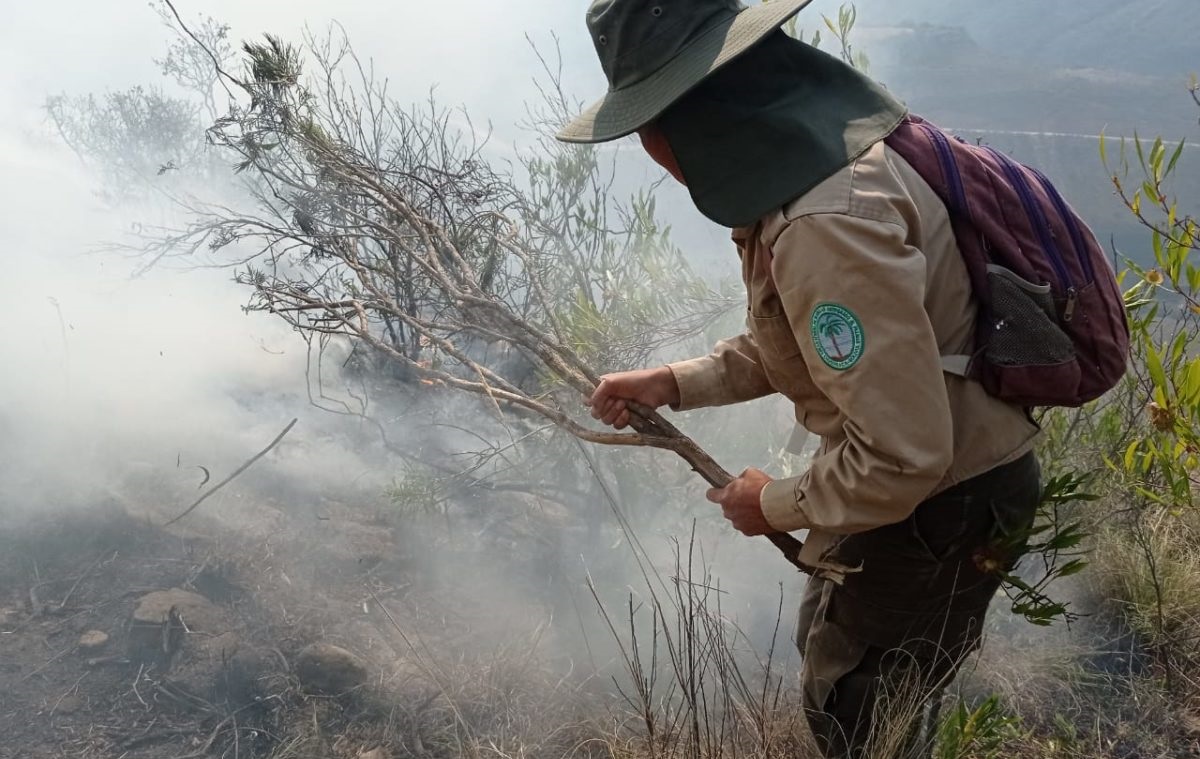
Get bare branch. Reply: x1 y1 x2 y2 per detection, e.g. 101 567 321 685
141 20 810 571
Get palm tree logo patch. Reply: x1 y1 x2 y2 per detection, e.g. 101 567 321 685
810 303 865 371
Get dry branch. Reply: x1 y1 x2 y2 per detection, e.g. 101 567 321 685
157 9 810 571
163 418 298 527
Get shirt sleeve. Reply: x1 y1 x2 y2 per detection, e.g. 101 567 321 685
666 328 776 411
759 212 954 534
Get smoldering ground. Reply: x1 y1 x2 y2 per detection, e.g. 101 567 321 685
0 120 815 757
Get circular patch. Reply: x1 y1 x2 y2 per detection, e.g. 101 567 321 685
810 303 865 371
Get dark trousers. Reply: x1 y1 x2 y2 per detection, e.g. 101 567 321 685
796 452 1041 759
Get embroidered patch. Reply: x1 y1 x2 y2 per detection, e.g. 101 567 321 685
810 303 865 371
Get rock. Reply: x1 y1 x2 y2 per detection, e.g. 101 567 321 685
131 589 217 626
215 647 277 708
78 630 109 652
296 643 368 694
127 588 238 670
358 749 389 759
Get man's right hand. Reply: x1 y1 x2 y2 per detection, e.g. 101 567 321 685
588 367 681 430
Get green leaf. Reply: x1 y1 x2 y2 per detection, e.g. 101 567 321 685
1171 329 1189 369
1045 526 1087 551
1153 383 1169 409
1146 342 1168 392
1135 485 1171 506
1142 180 1160 205
1167 137 1187 177
1123 440 1141 471
1150 137 1165 181
1056 559 1088 578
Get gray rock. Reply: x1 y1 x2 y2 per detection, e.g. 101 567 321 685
295 643 369 694
78 630 109 652
128 588 237 667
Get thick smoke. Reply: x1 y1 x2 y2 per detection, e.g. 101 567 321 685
0 132 321 505
0 3 815 677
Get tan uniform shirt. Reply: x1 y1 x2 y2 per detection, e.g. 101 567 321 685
668 141 1039 538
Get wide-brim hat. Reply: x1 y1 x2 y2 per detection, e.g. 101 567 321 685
557 0 814 144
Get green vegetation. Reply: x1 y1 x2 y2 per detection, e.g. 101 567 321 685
930 82 1200 759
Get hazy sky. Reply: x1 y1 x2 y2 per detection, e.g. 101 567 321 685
2 0 876 143
4 0 594 141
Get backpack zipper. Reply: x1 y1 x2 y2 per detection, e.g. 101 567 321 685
916 123 1080 321
919 123 969 212
985 148 1079 320
1029 166 1097 284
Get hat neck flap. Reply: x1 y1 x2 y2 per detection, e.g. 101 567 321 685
658 33 906 228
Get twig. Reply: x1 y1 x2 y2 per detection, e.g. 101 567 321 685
29 583 44 615
58 552 112 611
86 655 131 668
132 663 149 709
49 672 90 717
20 646 74 683
118 726 195 751
175 715 234 759
159 0 245 98
163 418 298 527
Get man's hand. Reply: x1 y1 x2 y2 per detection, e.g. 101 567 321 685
707 468 775 536
588 367 681 429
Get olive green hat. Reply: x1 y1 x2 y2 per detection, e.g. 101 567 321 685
557 0 814 144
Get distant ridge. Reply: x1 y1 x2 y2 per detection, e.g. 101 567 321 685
852 0 1194 77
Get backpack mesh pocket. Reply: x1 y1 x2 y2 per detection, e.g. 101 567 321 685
985 265 1075 367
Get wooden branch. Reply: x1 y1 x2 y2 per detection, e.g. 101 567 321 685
165 39 812 572
163 419 298 527
619 402 811 574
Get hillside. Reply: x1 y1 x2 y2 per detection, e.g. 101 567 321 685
853 0 1195 76
844 2 1199 264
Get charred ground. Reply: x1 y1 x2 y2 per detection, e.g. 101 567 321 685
0 478 602 759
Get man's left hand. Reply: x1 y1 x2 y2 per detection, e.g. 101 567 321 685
706 468 775 536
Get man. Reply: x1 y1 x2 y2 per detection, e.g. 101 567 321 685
557 1 1043 757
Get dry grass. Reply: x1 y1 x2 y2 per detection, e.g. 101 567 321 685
586 535 818 759
943 503 1200 758
258 647 604 759
17 462 1199 759
1092 509 1200 676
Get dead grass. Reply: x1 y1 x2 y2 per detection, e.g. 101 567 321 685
10 466 1200 759
946 504 1200 758
1092 509 1200 675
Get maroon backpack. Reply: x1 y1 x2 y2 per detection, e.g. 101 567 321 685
883 115 1130 407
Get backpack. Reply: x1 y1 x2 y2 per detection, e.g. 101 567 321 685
883 115 1130 407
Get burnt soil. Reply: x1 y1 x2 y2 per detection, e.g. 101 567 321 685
0 485 587 759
